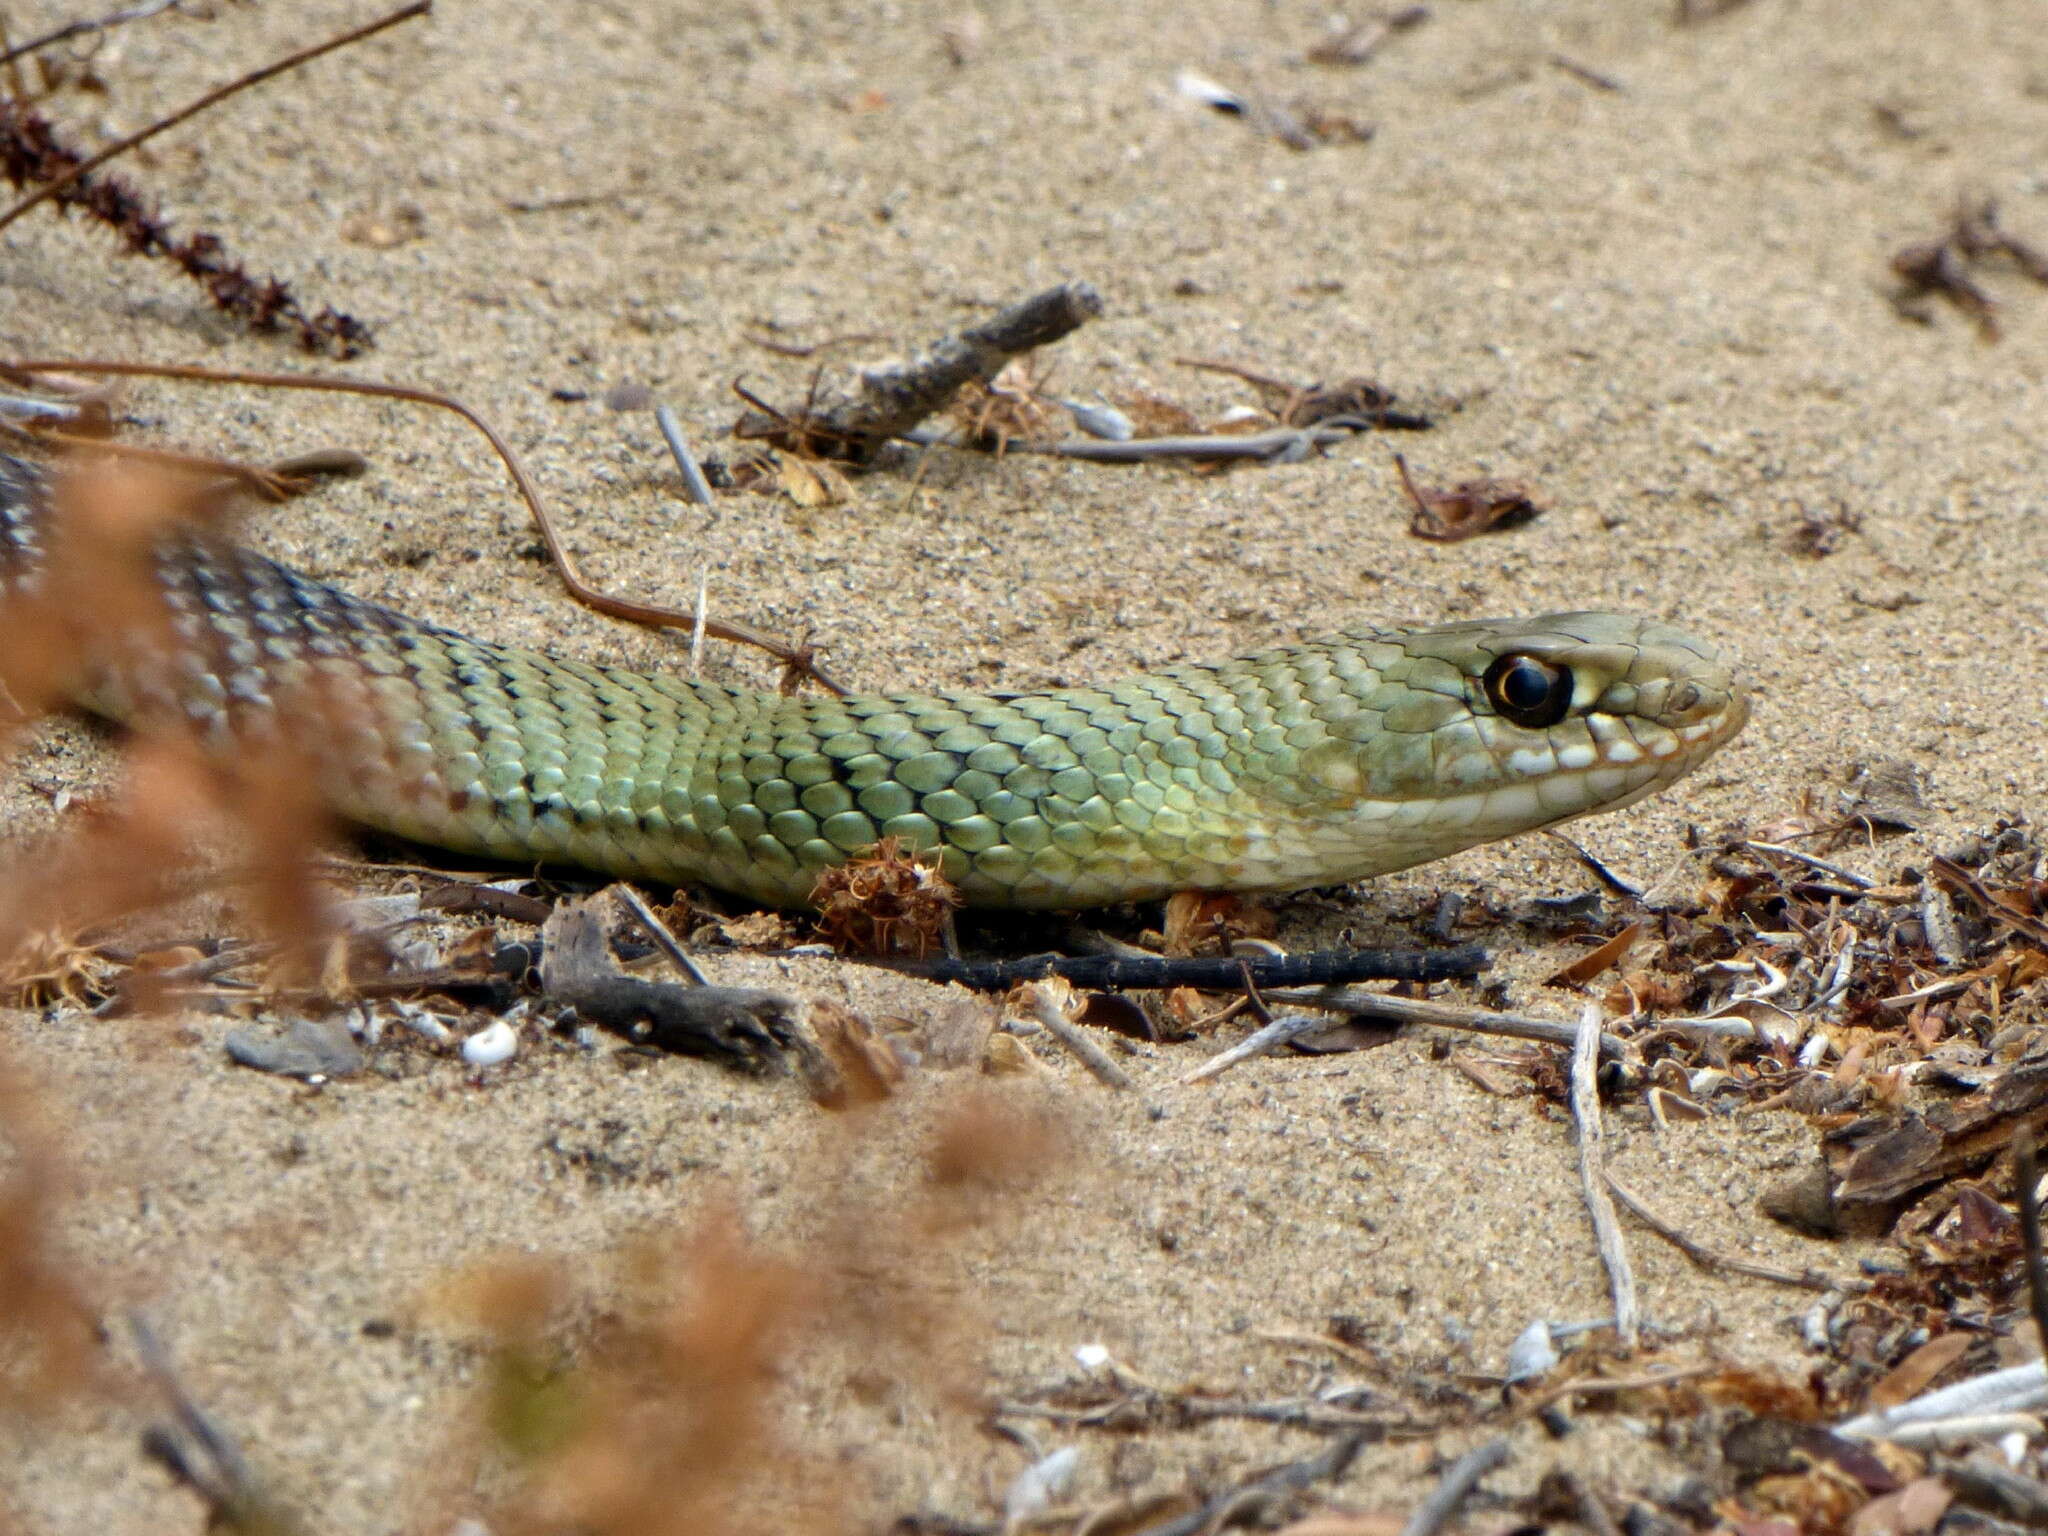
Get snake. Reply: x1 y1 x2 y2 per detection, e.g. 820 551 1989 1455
0 450 1750 911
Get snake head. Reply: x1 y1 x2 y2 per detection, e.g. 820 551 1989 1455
1260 612 1750 886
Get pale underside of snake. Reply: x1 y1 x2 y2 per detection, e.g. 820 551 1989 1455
0 452 1750 910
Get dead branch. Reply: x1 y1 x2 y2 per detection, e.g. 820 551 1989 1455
539 898 800 1070
1136 1431 1369 1536
0 0 184 71
1179 1013 1332 1084
905 418 1418 465
1401 1437 1509 1536
1021 981 1132 1090
733 281 1104 461
1605 1173 1865 1293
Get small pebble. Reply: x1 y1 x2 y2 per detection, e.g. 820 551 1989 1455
461 1020 519 1067
226 1017 365 1080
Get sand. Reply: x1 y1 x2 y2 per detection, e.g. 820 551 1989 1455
3 0 2047 1529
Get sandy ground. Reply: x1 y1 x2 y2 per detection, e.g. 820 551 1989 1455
3 0 2047 1530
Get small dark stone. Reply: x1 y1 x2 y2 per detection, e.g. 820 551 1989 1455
1759 1161 1839 1237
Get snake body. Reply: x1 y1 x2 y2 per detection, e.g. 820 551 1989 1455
0 453 1749 909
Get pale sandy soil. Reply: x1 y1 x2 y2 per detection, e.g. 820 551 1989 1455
3 0 2047 1530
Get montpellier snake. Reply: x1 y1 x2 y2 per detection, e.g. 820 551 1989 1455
0 451 1749 910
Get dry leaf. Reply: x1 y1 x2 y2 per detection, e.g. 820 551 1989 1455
808 999 903 1108
1396 453 1541 541
1849 1477 1951 1536
775 452 850 508
1864 1333 1970 1411
1545 923 1642 988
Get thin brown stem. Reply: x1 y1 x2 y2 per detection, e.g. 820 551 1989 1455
0 0 184 71
0 3 431 238
1 3 428 237
7 359 847 692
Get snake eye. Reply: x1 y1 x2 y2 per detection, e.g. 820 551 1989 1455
1482 653 1573 729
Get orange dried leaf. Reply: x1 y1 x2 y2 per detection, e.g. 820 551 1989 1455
1545 923 1642 989
1850 1477 1952 1536
1865 1333 1970 1411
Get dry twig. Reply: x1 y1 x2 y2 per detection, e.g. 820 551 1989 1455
1265 984 1631 1058
539 898 799 1069
2015 1130 2048 1363
1395 452 1541 541
0 4 428 354
1021 981 1132 1090
1178 1013 1332 1085
890 943 1484 992
0 3 428 238
1401 1437 1509 1536
1605 1172 1864 1293
0 0 184 70
1572 1002 1639 1350
733 282 1104 461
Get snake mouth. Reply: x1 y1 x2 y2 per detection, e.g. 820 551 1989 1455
1545 684 1750 824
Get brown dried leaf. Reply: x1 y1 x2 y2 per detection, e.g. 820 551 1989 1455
1115 388 1205 438
1864 1332 1970 1411
1161 891 1273 956
710 910 795 949
1849 1477 1951 1536
1395 453 1541 542
1279 376 1395 427
808 999 903 1108
1545 923 1642 989
1700 1365 1825 1421
775 451 850 508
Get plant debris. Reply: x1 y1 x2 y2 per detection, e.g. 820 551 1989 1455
1394 452 1543 541
1891 197 2048 341
731 281 1105 462
1306 6 1430 67
810 835 961 959
0 4 427 355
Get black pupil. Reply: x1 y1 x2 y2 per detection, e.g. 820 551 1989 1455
1501 660 1551 712
1483 653 1573 728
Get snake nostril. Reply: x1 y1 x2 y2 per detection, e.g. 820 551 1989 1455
1670 682 1702 715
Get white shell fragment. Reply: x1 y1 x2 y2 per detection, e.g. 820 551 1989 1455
392 1002 455 1044
1073 1343 1111 1371
461 1020 520 1067
1504 1319 1560 1384
1004 1446 1080 1524
1174 69 1244 113
1062 398 1134 441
